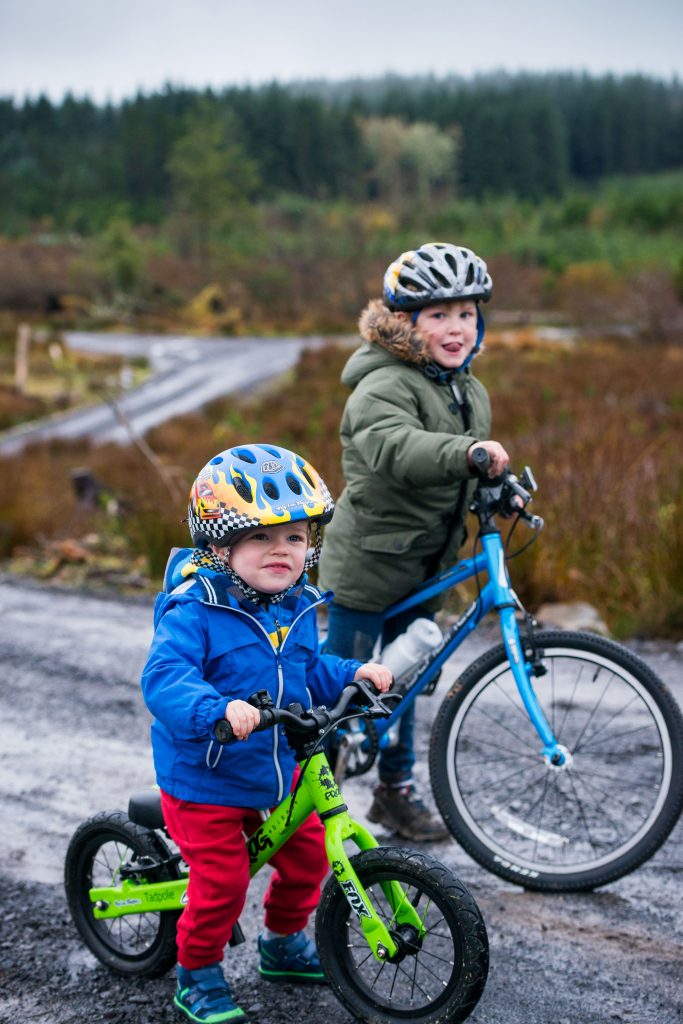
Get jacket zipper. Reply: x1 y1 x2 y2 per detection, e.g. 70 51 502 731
448 379 471 430
202 595 328 803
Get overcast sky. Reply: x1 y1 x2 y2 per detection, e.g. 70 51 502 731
1 0 681 104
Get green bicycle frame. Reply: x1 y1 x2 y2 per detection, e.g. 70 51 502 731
90 750 426 961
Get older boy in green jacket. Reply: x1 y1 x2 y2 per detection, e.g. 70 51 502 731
319 241 510 841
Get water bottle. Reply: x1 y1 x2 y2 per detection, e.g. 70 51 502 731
380 618 443 681
380 618 443 747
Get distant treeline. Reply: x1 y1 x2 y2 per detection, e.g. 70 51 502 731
1 72 682 233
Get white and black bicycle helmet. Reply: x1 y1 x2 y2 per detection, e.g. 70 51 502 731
383 242 492 311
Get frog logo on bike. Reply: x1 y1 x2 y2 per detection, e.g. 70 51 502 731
317 763 341 802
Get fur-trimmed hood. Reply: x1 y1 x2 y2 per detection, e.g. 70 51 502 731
341 299 430 391
358 298 429 365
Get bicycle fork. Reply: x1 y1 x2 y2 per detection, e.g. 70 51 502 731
480 531 567 767
294 755 428 962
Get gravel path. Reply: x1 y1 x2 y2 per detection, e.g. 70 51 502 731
1 576 681 1024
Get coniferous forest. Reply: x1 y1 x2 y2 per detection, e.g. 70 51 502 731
2 73 683 227
1 71 682 335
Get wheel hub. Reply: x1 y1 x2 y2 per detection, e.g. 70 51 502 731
386 924 423 964
544 743 573 771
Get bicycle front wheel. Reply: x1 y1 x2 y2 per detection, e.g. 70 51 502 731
430 630 683 892
316 847 488 1024
65 811 181 977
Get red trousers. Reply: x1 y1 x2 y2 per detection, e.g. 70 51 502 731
160 782 328 970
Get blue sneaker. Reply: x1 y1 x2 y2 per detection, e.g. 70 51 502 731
257 930 327 984
174 963 248 1023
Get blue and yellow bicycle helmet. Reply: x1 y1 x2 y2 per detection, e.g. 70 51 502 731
188 443 335 555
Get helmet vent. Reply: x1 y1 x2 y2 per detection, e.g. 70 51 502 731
431 268 450 288
299 464 315 488
261 445 282 459
233 476 253 502
232 448 257 464
263 480 279 500
465 264 475 285
286 474 302 495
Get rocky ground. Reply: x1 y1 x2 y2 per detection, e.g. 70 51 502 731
1 575 681 1024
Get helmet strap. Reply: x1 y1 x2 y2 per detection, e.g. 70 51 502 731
188 547 290 604
304 522 323 571
188 541 319 606
456 306 485 373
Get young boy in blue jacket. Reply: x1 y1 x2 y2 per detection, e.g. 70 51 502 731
141 443 391 1024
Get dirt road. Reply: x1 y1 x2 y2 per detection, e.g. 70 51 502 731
1 576 681 1024
0 333 327 454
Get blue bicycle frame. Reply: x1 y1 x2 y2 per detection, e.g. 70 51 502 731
375 526 566 766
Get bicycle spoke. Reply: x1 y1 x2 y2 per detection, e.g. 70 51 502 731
569 770 647 834
465 699 537 749
566 669 616 749
573 693 646 750
571 760 660 791
577 719 660 754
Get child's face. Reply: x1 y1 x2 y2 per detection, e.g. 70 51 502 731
413 299 479 369
213 521 309 593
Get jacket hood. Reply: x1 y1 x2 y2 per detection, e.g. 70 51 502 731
342 299 429 389
359 298 429 364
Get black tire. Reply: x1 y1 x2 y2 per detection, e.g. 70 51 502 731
316 847 488 1024
64 810 181 977
430 630 683 892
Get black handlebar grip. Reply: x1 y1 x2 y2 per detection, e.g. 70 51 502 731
471 446 491 475
214 719 235 744
215 708 273 744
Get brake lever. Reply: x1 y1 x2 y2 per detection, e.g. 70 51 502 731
507 476 532 504
518 508 544 530
352 677 403 717
519 466 538 492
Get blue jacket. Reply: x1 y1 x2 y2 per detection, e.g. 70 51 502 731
141 560 362 809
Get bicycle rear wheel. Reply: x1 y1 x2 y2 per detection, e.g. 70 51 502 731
316 847 488 1024
430 630 683 892
65 810 181 977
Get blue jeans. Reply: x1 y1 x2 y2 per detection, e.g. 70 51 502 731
324 602 433 784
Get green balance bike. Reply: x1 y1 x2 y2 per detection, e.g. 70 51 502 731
65 679 489 1024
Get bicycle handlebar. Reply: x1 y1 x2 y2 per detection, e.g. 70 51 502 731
214 678 402 745
470 448 543 530
470 445 499 480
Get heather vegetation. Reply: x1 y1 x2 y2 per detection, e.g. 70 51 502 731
1 72 682 637
2 339 681 638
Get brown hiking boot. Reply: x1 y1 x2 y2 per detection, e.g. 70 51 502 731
367 783 450 842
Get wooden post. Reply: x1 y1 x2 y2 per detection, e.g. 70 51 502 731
15 323 31 394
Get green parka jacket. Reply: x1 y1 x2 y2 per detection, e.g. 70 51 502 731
317 300 492 612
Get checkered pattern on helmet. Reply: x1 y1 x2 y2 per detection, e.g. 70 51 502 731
318 478 335 523
188 504 261 544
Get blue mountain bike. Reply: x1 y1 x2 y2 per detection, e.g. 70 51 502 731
333 450 683 892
